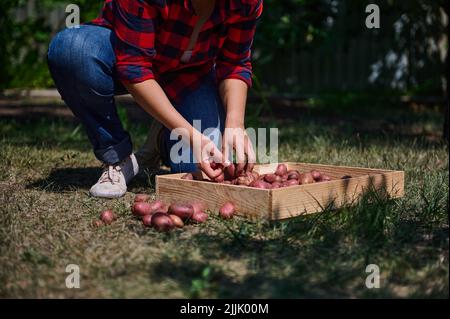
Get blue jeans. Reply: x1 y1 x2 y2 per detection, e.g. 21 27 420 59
47 25 225 173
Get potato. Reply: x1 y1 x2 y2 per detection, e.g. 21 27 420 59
190 201 207 214
284 179 299 187
264 174 280 183
151 212 174 232
157 203 169 214
310 170 322 181
192 211 209 223
181 173 194 180
281 174 288 182
92 219 104 228
319 175 332 182
219 201 235 219
168 203 194 220
132 200 163 217
225 163 237 180
252 172 260 180
275 163 288 176
236 175 252 186
100 210 116 225
299 173 315 185
134 194 151 202
271 181 282 189
210 161 220 170
169 214 184 228
287 170 300 180
250 180 271 189
142 214 153 227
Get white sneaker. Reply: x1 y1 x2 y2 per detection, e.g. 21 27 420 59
89 154 139 198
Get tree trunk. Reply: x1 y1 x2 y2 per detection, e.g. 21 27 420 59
443 1 449 141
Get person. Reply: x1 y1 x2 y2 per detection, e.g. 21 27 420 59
47 0 262 198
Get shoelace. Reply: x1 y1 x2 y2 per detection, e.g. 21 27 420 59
98 165 122 184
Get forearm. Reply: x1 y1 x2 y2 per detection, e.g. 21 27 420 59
219 79 248 128
124 79 201 142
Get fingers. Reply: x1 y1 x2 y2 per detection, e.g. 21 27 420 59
199 140 224 179
245 136 256 173
222 140 231 168
199 159 222 179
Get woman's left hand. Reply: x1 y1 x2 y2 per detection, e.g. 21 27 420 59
222 124 256 176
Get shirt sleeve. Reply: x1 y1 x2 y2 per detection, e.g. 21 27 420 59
215 0 263 87
113 0 159 84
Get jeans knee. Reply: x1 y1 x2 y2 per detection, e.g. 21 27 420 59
47 29 76 71
48 27 115 96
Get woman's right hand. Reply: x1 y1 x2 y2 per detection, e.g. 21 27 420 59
192 131 224 179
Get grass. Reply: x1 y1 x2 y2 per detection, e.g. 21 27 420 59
0 102 448 298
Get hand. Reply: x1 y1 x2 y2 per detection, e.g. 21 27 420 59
222 125 256 176
192 132 224 179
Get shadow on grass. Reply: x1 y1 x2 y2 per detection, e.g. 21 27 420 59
26 167 156 192
147 187 439 298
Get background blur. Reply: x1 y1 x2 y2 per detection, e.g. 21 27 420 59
1 0 448 138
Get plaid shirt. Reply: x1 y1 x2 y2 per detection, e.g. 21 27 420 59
91 0 263 103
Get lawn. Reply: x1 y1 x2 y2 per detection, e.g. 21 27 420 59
0 100 448 298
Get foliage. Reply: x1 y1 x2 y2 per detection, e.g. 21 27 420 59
0 0 448 95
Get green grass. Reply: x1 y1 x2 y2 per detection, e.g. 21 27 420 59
0 104 448 298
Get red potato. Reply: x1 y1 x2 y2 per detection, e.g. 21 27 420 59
151 212 174 232
192 211 208 223
100 210 116 225
252 172 260 180
210 161 220 170
168 203 194 220
190 201 207 214
271 181 282 189
281 174 288 182
299 173 315 185
275 163 288 176
219 201 235 219
181 173 194 180
142 214 153 227
236 175 253 186
169 214 184 228
264 174 281 183
287 170 301 180
310 170 322 181
320 175 332 182
225 163 237 180
132 200 163 217
250 180 271 189
284 179 299 187
134 193 151 202
92 219 104 228
156 203 169 214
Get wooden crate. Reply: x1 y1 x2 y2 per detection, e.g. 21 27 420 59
156 162 405 221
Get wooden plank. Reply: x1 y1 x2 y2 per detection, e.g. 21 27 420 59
271 170 404 220
156 163 405 221
156 175 272 220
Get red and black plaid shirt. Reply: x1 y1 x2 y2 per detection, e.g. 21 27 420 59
90 0 263 103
